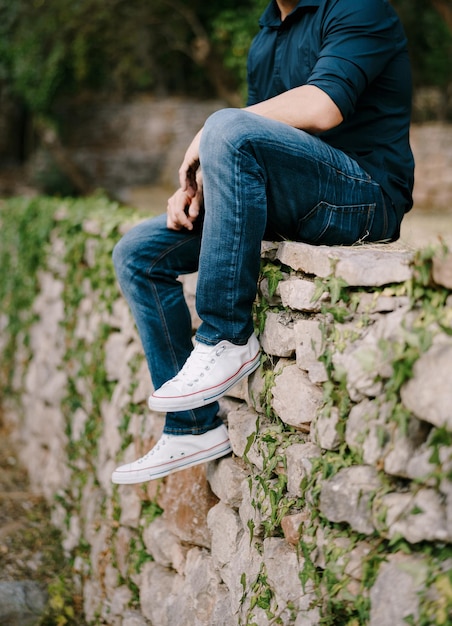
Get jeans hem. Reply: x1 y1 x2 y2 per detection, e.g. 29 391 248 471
163 416 225 436
195 330 253 347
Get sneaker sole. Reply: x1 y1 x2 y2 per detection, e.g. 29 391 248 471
111 440 232 485
148 351 260 412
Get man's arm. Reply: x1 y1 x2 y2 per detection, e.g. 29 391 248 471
246 84 343 133
171 85 342 231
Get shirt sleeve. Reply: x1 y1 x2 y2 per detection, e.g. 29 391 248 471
307 0 406 119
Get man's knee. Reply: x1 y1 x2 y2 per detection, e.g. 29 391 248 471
112 233 131 281
201 108 258 155
112 222 145 280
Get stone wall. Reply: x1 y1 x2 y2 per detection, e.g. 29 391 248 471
2 199 452 625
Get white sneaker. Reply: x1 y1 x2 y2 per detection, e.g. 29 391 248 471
148 334 260 412
111 424 232 484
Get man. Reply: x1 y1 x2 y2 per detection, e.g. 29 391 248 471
111 0 414 484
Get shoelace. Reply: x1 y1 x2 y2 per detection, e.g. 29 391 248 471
136 434 171 464
174 343 227 387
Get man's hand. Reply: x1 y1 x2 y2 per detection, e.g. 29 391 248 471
167 128 204 231
166 178 203 231
178 128 203 199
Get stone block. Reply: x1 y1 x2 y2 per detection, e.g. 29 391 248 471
369 554 428 626
139 561 180 625
122 611 152 626
106 582 133 621
281 511 310 545
401 338 452 430
433 250 452 288
319 465 382 535
335 537 372 582
238 474 266 539
165 548 232 626
356 292 410 314
271 361 323 429
261 240 280 260
333 307 414 402
264 537 315 612
405 443 438 486
113 526 135 579
314 529 372 590
0 581 48 626
285 442 322 497
246 366 267 413
108 297 138 340
207 502 243 584
142 516 188 574
345 399 391 466
207 456 249 509
332 344 383 402
384 416 431 478
376 489 449 544
131 358 152 404
25 359 68 406
279 277 324 312
228 534 264 617
83 579 104 624
260 311 297 357
227 405 263 470
276 240 414 286
345 398 428 478
311 406 343 451
18 403 71 500
294 318 328 383
104 332 132 383
159 464 219 549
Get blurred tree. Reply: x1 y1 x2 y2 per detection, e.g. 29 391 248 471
0 0 261 190
1 0 451 114
392 0 452 88
0 0 451 192
430 0 452 32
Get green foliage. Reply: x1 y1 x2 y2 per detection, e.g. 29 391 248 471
0 196 56 387
1 0 450 122
392 0 452 88
260 261 284 299
247 239 452 625
141 499 164 526
211 0 268 101
40 576 78 626
3 196 452 625
0 194 156 622
3 495 82 625
0 0 267 116
1 0 163 112
128 535 154 575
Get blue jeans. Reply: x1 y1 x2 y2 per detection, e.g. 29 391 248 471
113 109 399 434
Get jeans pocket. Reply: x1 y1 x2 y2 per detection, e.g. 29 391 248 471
297 201 376 246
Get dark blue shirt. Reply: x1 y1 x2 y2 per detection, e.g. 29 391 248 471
247 0 415 216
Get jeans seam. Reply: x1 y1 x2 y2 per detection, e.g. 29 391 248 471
146 232 200 275
235 132 373 185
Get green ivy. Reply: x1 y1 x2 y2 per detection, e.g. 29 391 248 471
0 196 57 387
